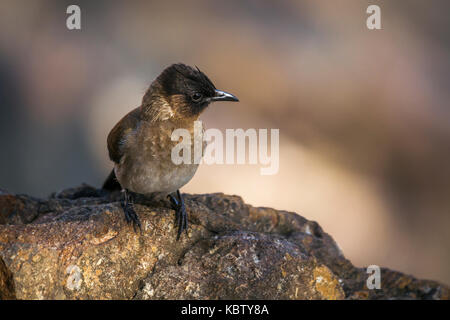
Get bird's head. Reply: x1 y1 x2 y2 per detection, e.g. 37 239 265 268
142 63 239 121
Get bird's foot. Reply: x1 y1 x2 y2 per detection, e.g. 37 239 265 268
168 190 188 240
121 189 141 232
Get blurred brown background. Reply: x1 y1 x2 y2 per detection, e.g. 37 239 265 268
0 0 449 284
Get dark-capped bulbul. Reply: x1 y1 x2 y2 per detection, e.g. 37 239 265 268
102 63 239 239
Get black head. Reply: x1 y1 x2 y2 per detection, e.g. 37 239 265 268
155 63 239 118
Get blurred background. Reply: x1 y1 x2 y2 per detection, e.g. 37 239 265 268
0 0 449 284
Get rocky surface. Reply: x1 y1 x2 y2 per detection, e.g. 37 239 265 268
0 184 448 300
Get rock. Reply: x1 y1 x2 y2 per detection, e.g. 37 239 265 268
0 184 448 300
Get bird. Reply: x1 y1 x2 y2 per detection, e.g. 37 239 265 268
102 63 239 239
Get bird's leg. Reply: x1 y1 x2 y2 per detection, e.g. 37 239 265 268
168 190 188 240
121 189 141 232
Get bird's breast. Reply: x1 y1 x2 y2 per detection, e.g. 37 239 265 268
115 120 204 195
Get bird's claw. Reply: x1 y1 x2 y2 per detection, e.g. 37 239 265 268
122 190 141 232
169 191 188 240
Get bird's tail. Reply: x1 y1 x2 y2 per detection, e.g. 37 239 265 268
102 169 122 191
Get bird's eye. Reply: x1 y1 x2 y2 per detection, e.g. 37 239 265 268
191 93 203 102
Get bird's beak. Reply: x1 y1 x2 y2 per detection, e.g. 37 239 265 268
211 89 239 102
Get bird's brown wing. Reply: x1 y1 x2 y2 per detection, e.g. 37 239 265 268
107 107 141 164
